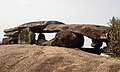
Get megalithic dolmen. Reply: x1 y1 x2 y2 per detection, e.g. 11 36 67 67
3 21 64 44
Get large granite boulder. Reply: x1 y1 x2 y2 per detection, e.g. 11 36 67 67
51 31 84 48
18 28 35 44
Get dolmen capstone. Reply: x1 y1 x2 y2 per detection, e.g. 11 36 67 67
3 21 64 44
2 20 110 49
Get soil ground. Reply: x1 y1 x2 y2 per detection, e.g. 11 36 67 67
0 44 120 72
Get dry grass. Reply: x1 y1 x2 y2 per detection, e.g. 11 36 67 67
0 44 120 72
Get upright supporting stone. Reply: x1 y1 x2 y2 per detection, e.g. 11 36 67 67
2 38 10 45
18 28 35 44
91 39 103 49
74 33 84 48
37 33 46 45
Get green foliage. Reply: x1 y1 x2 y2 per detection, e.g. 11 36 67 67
106 17 120 57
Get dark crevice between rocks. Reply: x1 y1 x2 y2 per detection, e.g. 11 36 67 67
80 48 103 55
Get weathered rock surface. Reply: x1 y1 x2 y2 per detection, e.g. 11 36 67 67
3 21 64 45
44 24 109 40
3 20 110 49
18 28 35 44
19 21 63 33
2 38 9 45
51 31 84 48
4 21 64 33
0 45 120 72
4 27 19 33
4 30 19 37
43 23 65 32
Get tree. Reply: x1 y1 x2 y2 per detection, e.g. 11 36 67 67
105 17 120 57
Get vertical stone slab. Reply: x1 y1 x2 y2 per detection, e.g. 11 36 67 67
18 28 35 44
91 39 103 49
2 38 10 45
74 33 84 48
36 33 46 45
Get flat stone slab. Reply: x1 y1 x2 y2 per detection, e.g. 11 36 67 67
43 24 110 40
4 21 64 33
4 30 19 37
4 27 19 33
3 21 109 42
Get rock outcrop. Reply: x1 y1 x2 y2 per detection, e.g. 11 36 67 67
0 45 120 72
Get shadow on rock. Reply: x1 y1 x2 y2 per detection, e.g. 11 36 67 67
80 48 103 55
